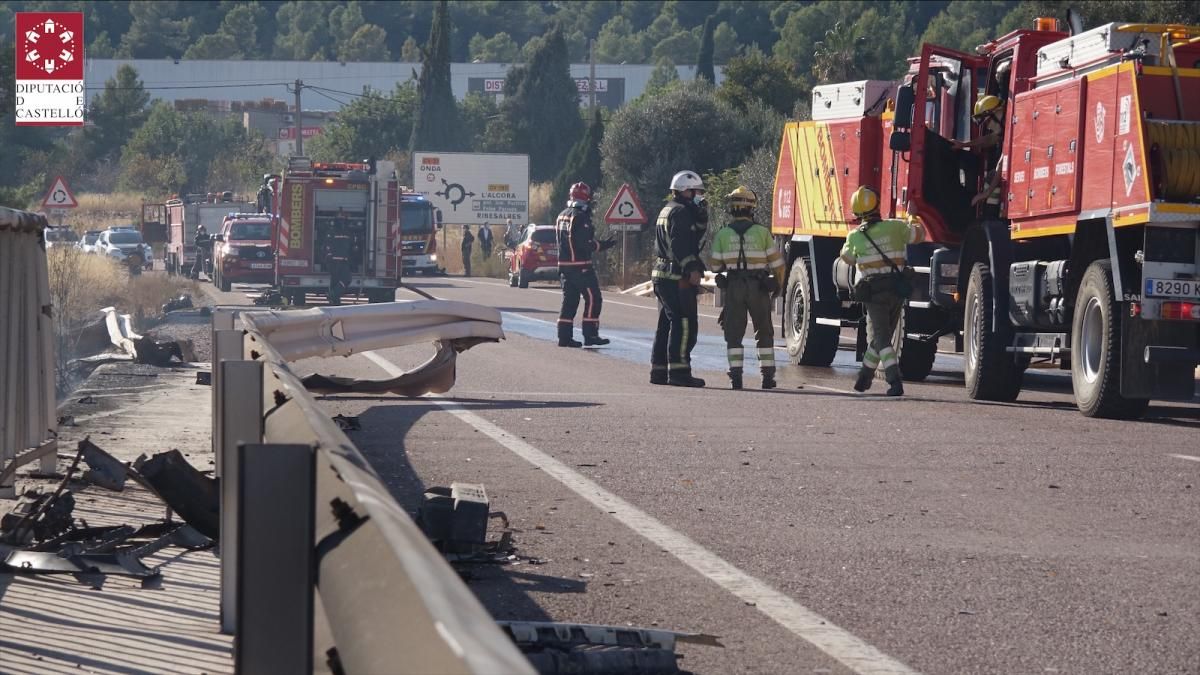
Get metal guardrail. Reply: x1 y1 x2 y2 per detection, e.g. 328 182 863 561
0 207 58 499
211 303 533 674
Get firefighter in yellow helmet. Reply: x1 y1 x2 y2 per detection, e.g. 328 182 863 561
952 94 1007 220
839 186 925 395
709 187 785 389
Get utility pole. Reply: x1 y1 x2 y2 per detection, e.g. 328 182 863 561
293 79 304 156
588 39 596 110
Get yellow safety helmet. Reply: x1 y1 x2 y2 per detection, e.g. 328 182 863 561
727 186 757 213
973 95 1001 119
850 186 880 217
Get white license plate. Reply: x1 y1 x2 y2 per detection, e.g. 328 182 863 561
250 263 272 269
1145 278 1200 299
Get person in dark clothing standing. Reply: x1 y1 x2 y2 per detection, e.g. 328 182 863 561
460 225 475 276
191 224 212 280
556 181 616 348
650 170 709 387
478 222 494 260
324 216 355 305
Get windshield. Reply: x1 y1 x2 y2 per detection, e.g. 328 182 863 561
107 231 143 245
83 232 100 244
229 221 271 240
401 202 434 234
530 228 556 244
47 229 79 242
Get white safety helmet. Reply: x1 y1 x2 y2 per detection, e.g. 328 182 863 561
669 171 705 192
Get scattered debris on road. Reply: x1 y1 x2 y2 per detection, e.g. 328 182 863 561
135 449 219 540
332 414 360 430
499 620 722 674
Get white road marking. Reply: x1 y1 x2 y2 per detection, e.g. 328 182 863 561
1168 454 1200 463
362 350 918 675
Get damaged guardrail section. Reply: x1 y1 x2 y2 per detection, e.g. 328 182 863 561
0 207 57 499
211 302 533 674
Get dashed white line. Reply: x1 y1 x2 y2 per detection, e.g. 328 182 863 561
1168 453 1200 463
363 350 917 675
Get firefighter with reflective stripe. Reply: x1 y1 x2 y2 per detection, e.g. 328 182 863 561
839 186 926 396
324 215 355 306
556 181 616 348
710 187 785 390
650 170 708 387
953 94 1007 220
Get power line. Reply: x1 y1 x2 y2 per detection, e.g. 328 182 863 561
306 84 373 99
309 87 348 107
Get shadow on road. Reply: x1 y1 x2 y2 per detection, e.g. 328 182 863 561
347 398 600 625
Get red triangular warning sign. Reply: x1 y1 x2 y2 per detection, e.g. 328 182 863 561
603 183 647 224
42 176 78 208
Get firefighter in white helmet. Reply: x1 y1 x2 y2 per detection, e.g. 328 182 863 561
650 170 708 387
709 186 784 390
840 186 925 396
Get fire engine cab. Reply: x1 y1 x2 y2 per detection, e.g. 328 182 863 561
774 17 1200 418
268 158 441 304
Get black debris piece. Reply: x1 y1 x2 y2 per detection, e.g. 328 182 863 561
332 414 360 431
135 450 219 540
196 371 211 386
131 337 184 367
79 439 128 492
161 294 194 314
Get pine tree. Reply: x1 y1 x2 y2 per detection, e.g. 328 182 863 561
696 16 716 82
497 26 585 181
85 65 151 163
551 107 605 212
409 0 460 153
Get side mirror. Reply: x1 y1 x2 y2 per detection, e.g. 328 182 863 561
212 234 224 242
894 84 915 128
435 208 444 226
889 131 911 152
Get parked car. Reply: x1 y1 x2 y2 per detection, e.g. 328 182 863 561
97 227 153 270
211 213 274 292
43 226 80 249
77 229 102 253
508 224 559 288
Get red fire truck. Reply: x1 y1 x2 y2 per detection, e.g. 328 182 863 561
773 18 1200 418
268 158 441 304
163 192 255 277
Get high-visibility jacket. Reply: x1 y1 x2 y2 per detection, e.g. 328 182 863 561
839 218 925 277
709 219 784 288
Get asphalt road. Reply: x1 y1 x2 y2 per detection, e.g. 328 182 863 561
208 276 1200 675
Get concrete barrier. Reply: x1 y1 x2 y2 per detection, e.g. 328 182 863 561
0 207 57 498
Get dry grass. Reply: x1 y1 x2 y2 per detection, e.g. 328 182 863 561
53 192 146 233
439 226 510 278
47 247 200 383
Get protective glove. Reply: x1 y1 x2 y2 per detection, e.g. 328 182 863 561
598 238 617 251
714 273 728 289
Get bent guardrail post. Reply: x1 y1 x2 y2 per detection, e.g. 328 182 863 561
210 308 237 461
218 358 263 635
236 443 315 673
213 302 530 673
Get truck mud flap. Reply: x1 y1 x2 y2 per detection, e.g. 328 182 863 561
1121 313 1197 400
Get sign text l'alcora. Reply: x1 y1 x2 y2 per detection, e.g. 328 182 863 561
15 12 85 126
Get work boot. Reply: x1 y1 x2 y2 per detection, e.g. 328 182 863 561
557 323 582 348
728 367 743 390
668 369 706 388
583 328 610 346
853 367 874 392
761 367 777 390
650 367 669 385
884 366 903 397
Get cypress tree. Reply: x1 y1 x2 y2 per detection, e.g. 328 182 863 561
498 25 584 181
409 0 460 153
551 107 605 211
696 16 716 83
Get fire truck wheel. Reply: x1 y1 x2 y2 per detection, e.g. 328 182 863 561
518 266 530 289
218 270 231 293
1070 260 1150 419
784 258 838 367
963 262 1022 401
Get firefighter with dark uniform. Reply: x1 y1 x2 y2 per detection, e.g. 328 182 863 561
191 224 211 280
650 170 708 387
839 186 925 396
709 187 785 390
556 181 616 348
323 215 355 305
